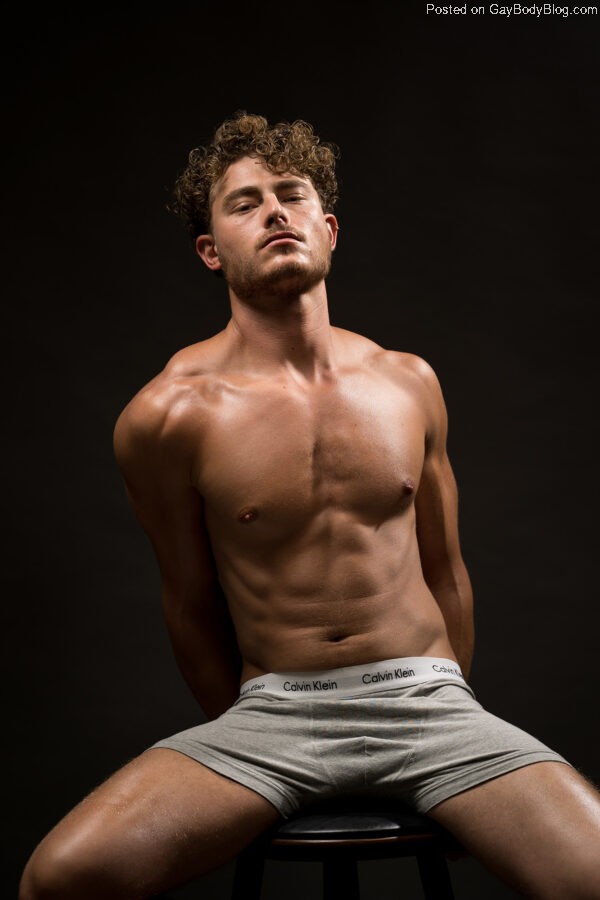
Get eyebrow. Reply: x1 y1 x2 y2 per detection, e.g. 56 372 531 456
221 178 309 210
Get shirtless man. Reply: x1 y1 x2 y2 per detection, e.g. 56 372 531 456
20 112 600 899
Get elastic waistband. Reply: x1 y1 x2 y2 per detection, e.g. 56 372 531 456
239 656 468 700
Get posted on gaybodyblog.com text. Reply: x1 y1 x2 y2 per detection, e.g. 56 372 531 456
425 3 597 15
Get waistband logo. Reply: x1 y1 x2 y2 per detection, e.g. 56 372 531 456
240 681 267 697
362 666 416 684
283 679 339 692
432 663 463 678
240 658 465 698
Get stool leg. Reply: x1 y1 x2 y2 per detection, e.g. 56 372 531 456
232 845 265 900
323 857 360 900
416 849 455 900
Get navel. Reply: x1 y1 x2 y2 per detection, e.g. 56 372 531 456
238 506 258 524
328 633 348 644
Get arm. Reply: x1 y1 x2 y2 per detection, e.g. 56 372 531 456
412 359 475 679
113 385 241 720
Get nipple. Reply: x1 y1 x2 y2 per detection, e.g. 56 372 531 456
238 506 258 524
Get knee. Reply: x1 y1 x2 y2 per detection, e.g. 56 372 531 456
19 843 65 900
19 835 103 900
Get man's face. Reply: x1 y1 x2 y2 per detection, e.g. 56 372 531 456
196 156 338 300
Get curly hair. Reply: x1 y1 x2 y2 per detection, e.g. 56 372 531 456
169 111 340 241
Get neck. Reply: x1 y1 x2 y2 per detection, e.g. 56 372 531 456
226 284 336 382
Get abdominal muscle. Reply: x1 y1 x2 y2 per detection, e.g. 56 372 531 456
209 508 457 682
237 593 455 683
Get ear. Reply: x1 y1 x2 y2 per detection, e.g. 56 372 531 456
195 234 222 271
325 214 339 251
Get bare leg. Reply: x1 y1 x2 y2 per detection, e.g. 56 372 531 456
19 748 281 900
428 762 600 899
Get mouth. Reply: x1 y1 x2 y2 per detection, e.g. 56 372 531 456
261 231 301 248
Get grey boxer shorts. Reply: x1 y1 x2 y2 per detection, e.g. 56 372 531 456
151 656 569 817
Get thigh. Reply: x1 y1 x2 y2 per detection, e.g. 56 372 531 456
22 748 280 900
428 761 600 899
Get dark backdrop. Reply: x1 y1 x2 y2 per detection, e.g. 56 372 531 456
4 4 599 898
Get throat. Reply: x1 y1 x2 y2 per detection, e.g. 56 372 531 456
227 304 337 381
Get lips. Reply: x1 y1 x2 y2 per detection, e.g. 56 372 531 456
262 231 300 248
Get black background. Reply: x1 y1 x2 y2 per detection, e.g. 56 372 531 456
4 3 599 897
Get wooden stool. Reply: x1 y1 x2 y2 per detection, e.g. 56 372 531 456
231 797 462 899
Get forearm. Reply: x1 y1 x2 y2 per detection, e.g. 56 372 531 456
163 589 242 720
429 567 475 680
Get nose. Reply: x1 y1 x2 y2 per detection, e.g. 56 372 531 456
264 194 289 227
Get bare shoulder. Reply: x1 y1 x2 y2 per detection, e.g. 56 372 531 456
375 349 443 400
376 348 447 435
113 333 226 471
335 329 448 447
334 327 443 398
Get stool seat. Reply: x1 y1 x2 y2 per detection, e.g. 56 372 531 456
232 798 462 899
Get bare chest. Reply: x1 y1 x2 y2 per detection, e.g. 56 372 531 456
195 375 426 530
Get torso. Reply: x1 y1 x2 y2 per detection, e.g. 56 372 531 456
158 325 456 680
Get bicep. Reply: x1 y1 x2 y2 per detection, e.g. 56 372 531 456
415 450 463 585
410 359 463 583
